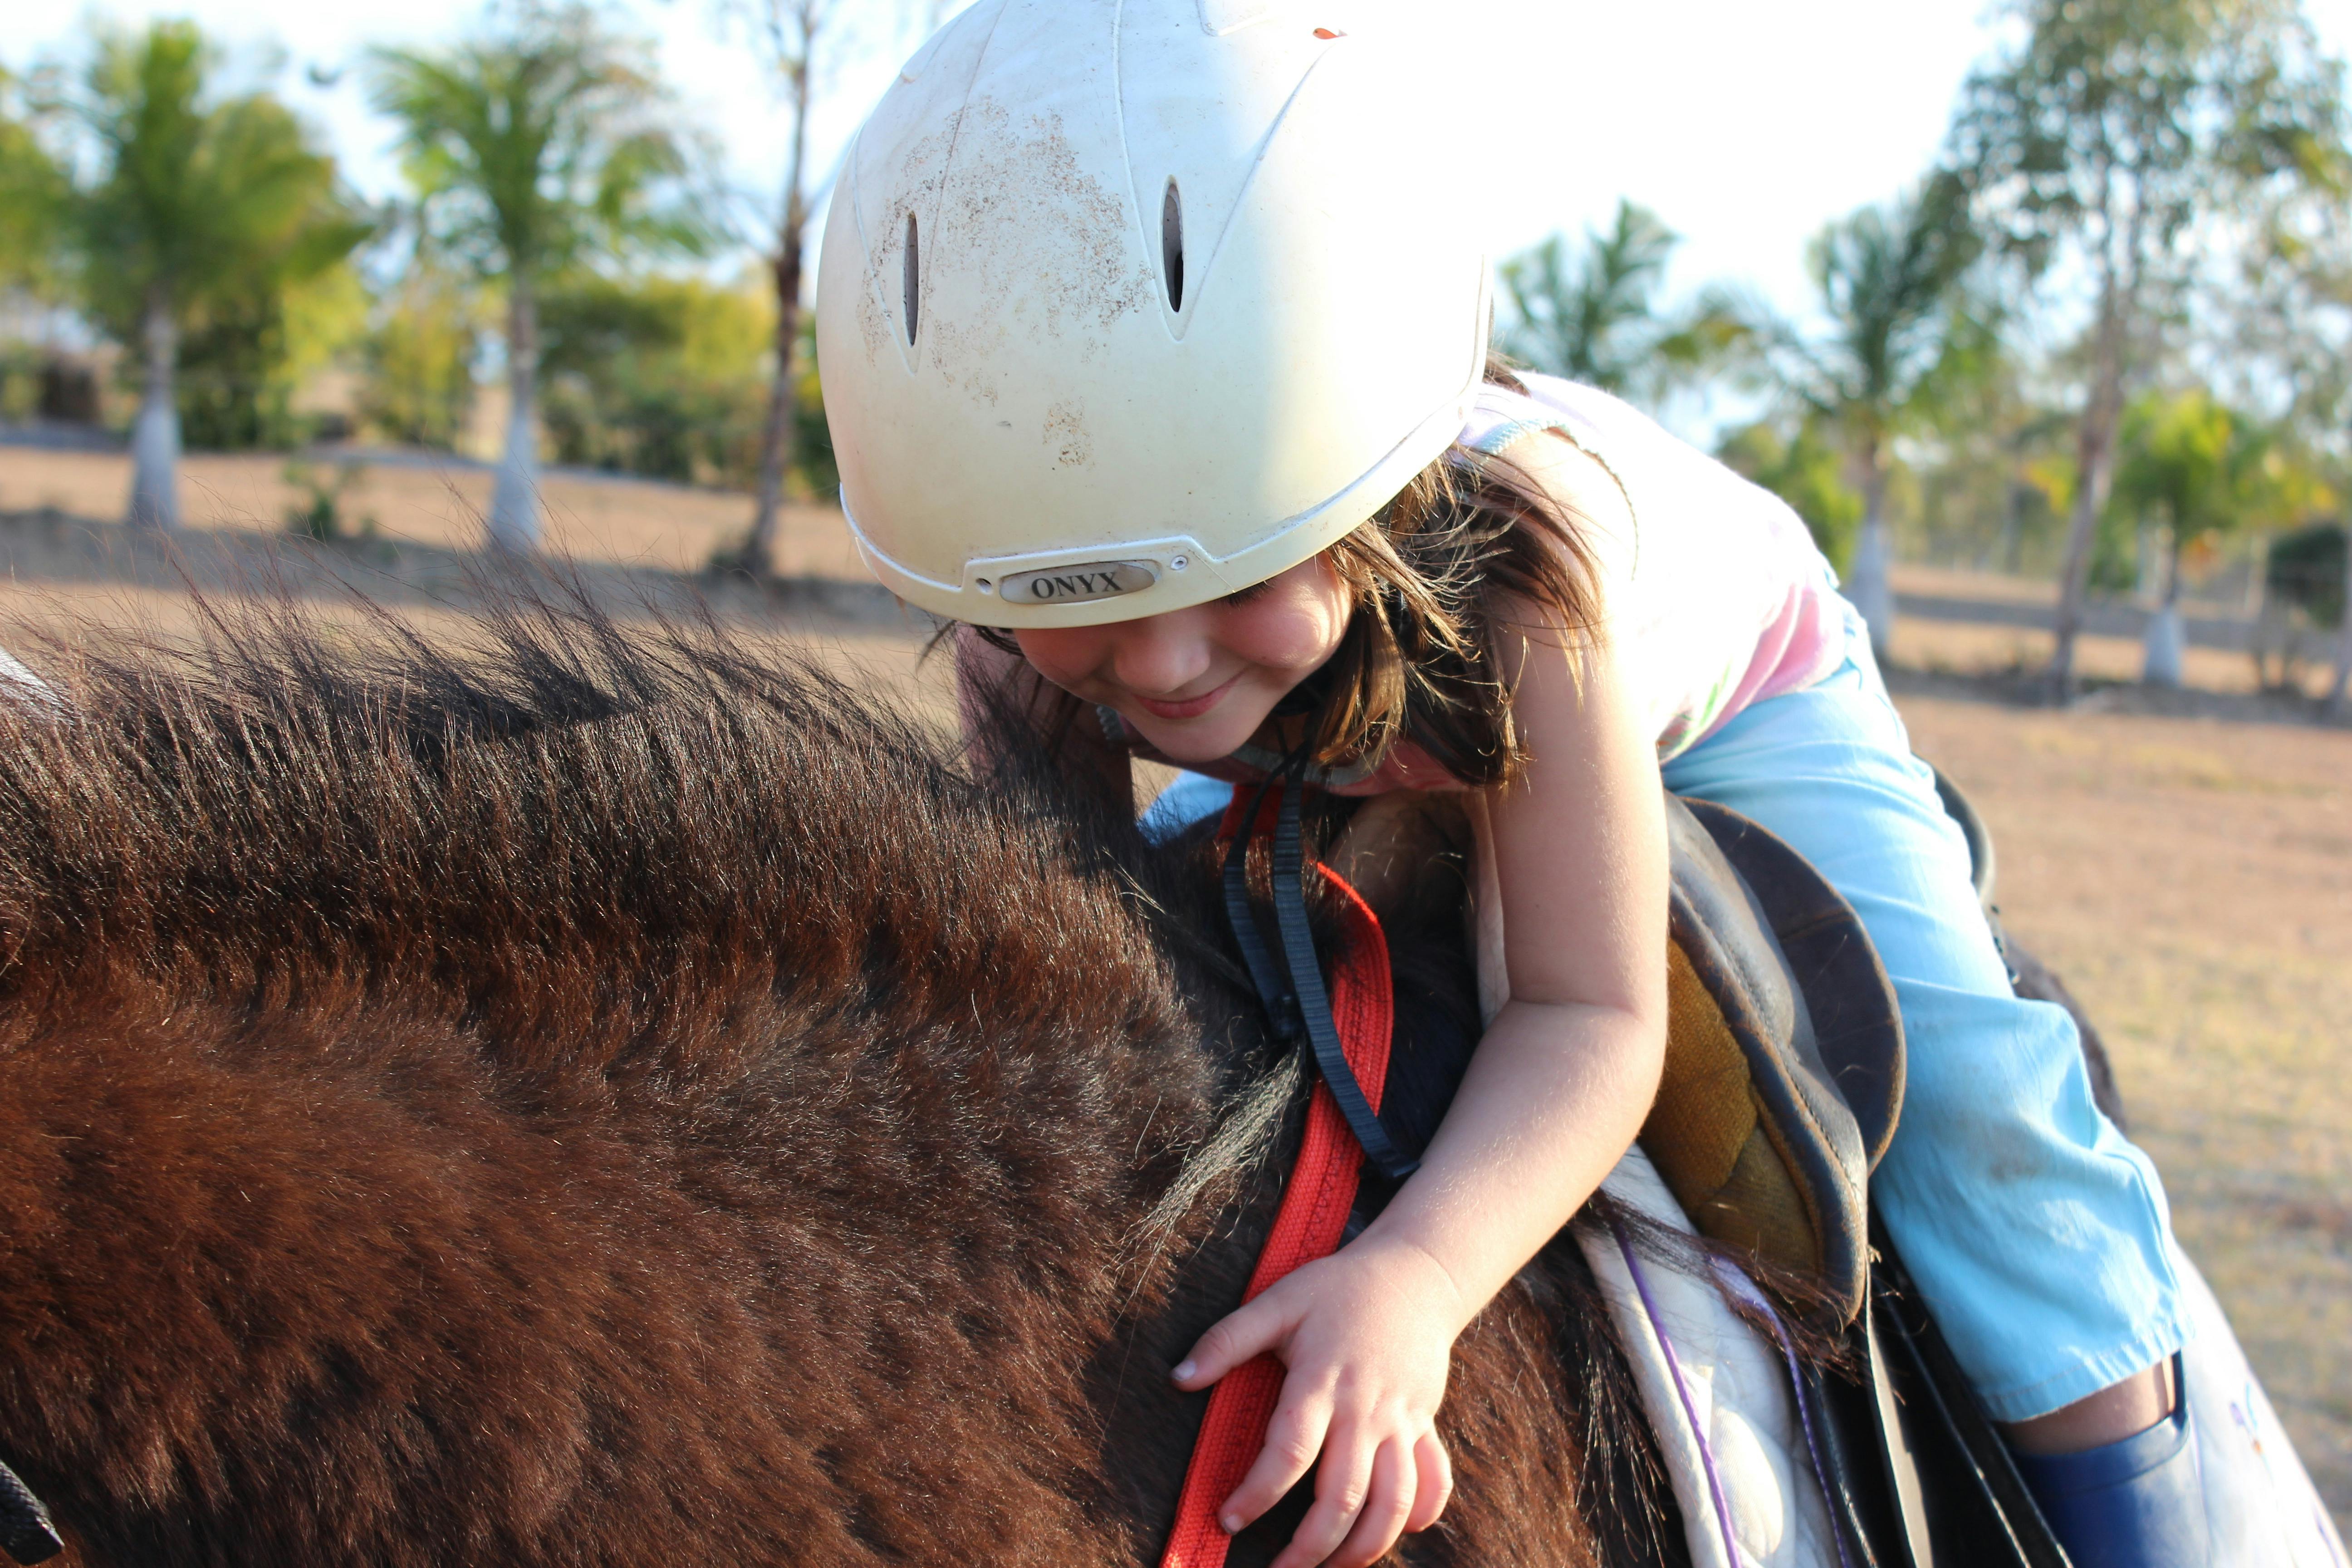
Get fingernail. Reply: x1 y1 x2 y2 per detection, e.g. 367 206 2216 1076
1172 1359 1196 1382
1221 1514 1243 1534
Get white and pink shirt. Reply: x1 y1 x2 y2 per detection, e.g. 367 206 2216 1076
1469 374 1846 764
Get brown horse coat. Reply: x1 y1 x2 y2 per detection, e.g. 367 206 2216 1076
0 592 1679 1567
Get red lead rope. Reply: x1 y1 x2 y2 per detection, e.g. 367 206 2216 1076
1159 814 1395 1568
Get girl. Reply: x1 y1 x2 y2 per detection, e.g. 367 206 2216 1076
813 5 2197 1565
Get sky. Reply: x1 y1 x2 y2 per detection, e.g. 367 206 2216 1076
9 0 2352 322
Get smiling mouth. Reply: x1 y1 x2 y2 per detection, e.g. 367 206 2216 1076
1133 676 1239 722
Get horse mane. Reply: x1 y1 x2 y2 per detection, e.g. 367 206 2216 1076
0 582 1267 1564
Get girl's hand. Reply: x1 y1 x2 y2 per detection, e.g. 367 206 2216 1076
1171 1236 1468 1568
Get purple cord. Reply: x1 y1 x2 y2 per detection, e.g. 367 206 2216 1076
1710 1259 1861 1568
1611 1219 1745 1566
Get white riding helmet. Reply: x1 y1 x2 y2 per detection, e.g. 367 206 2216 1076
814 0 1488 627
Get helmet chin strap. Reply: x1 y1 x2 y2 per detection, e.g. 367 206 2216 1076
1221 758 1421 1184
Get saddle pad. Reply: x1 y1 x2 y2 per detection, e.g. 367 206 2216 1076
1578 1147 1841 1568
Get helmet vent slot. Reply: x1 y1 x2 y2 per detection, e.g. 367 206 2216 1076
1161 179 1184 312
902 214 921 345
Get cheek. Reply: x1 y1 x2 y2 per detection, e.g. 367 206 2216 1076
1225 592 1351 675
1010 627 1103 689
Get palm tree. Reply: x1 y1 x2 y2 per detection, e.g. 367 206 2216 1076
1753 179 1980 655
368 5 711 553
1498 200 1744 406
60 22 363 530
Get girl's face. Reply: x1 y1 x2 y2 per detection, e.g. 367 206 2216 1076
1014 554 1353 764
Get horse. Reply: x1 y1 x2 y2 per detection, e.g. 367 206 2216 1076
0 589 1701 1567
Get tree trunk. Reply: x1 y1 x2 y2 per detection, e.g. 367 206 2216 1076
488 282 540 554
737 49 816 582
2328 525 2352 718
127 287 181 532
740 245 804 577
1847 441 1896 659
2143 527 2185 688
2050 292 2127 701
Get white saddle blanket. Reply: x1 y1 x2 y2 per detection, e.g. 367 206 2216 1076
1578 1148 2348 1568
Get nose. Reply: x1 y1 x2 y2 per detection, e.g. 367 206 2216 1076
1106 616 1214 697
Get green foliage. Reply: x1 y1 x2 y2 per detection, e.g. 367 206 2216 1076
362 268 480 449
1500 202 1675 392
2267 522 2345 630
2112 387 2312 546
0 69 69 297
1761 178 1982 463
1950 0 2342 278
534 272 832 493
281 457 373 541
2100 387 2330 596
1497 201 1746 402
1717 417 1865 572
57 20 369 447
539 271 762 483
368 6 715 292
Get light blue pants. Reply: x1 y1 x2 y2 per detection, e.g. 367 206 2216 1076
1145 608 2186 1421
1660 609 2183 1421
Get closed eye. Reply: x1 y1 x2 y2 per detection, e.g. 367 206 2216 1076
1221 581 1272 607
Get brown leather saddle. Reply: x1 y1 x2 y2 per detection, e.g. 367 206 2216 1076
1646 792 1902 1330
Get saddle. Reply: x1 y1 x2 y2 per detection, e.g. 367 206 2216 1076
1653 784 2074 1568
1645 793 1902 1329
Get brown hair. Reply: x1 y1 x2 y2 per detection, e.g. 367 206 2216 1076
1304 361 1597 785
980 360 1601 789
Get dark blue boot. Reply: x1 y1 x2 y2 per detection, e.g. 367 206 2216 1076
2009 1363 2211 1568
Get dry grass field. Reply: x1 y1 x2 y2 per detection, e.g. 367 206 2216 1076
3 444 2347 1527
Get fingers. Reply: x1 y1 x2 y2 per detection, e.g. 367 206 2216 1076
1404 1430 1452 1534
1323 1435 1415 1568
1266 1419 1381 1568
1173 1294 1292 1392
1220 1391 1333 1534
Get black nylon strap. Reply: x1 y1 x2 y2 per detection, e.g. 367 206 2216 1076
1222 771 1298 1044
0 1456 61 1564
1222 770 1420 1183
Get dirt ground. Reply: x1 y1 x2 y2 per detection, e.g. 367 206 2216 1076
3 443 2347 1526
0 444 865 578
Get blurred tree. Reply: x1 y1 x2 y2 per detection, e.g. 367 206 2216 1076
1947 0 2346 696
538 270 771 485
369 5 715 551
53 21 366 527
2257 519 2343 691
1748 177 1980 654
717 0 838 579
361 265 482 450
0 69 70 425
2109 387 2324 683
0 69 68 300
1497 200 1746 406
1716 416 1865 573
171 259 369 450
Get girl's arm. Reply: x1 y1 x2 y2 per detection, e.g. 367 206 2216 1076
1172 447 1669 1568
